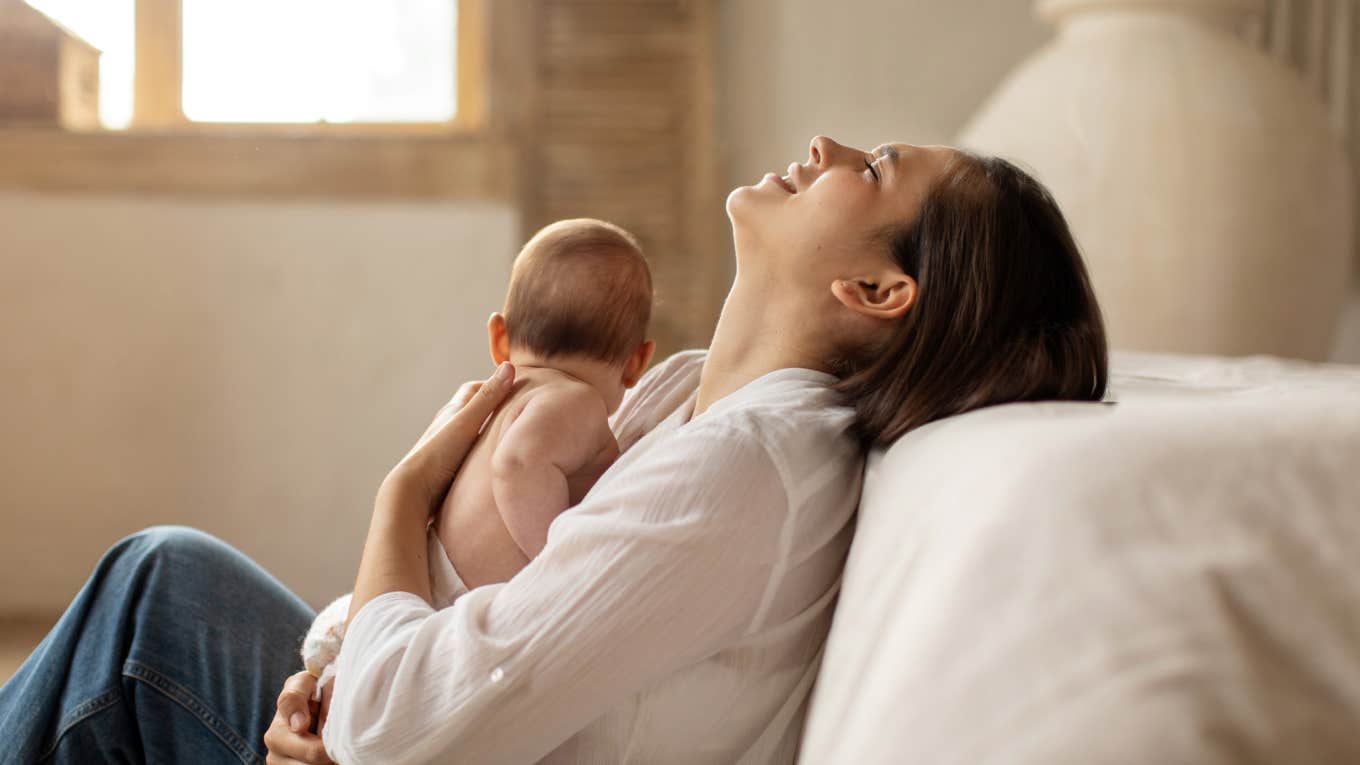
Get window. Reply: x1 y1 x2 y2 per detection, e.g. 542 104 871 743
183 0 455 124
21 0 473 131
0 0 501 199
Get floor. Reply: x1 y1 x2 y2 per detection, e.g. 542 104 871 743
0 618 56 685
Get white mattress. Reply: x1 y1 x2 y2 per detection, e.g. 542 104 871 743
799 351 1360 764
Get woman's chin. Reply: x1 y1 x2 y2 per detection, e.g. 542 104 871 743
725 183 768 221
725 185 752 219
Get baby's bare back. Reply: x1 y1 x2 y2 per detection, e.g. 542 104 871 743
432 368 620 590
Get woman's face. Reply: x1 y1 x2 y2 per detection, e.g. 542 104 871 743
727 136 956 280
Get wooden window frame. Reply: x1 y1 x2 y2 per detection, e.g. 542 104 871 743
0 0 515 200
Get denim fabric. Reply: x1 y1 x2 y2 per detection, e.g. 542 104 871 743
0 526 317 764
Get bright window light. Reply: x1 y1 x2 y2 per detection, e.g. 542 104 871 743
25 0 134 129
181 0 457 124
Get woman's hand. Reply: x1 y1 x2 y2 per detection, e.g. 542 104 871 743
264 670 336 764
382 362 517 517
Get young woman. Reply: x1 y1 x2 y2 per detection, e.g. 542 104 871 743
0 136 1106 764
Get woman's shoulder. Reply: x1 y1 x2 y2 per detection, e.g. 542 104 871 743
609 349 708 448
703 372 862 484
638 349 708 390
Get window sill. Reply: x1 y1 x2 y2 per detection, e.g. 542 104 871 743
0 127 513 202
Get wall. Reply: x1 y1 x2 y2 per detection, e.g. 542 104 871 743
0 192 515 612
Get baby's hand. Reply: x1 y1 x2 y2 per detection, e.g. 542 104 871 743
300 593 352 689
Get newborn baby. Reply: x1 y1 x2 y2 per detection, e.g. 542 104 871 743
433 218 656 589
301 218 655 694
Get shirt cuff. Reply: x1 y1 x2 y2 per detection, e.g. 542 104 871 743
344 590 434 651
323 591 435 763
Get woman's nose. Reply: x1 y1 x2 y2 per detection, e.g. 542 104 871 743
809 135 853 168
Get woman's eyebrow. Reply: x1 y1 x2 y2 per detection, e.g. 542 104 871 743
874 145 900 178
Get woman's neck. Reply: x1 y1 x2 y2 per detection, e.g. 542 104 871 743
693 277 831 418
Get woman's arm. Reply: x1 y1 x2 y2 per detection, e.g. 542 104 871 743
322 424 789 765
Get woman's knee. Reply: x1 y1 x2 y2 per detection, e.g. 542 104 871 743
44 527 243 629
105 525 313 626
106 524 240 573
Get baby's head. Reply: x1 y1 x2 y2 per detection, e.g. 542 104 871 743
488 219 656 413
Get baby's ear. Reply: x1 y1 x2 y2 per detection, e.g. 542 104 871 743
622 340 657 388
487 313 511 365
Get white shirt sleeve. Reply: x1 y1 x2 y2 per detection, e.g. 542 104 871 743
321 422 790 765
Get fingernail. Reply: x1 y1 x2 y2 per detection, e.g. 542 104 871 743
291 712 306 731
494 362 513 383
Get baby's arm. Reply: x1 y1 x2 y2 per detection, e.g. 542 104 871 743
491 388 613 559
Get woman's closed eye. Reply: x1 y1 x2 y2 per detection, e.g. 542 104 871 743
864 158 880 183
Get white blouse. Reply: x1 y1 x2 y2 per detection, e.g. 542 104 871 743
322 350 864 764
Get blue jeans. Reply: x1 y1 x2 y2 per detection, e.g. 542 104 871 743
0 526 317 764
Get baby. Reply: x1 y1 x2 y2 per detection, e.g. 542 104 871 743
433 218 656 588
301 218 655 694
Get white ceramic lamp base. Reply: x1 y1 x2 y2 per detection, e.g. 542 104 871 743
959 0 1354 360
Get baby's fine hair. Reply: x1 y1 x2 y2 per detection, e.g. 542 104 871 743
504 218 653 366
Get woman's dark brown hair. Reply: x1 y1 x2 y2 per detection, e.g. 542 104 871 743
833 152 1108 447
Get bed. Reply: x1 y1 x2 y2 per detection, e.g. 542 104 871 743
798 350 1360 762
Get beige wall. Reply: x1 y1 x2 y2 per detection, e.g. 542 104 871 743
0 192 515 612
1334 294 1360 362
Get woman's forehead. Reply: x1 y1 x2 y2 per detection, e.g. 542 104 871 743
876 142 953 158
873 143 957 182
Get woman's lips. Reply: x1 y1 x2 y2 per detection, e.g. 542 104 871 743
764 172 797 194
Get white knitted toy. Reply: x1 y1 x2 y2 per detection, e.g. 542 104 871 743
300 593 351 701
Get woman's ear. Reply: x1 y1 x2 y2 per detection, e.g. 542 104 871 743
830 273 917 320
622 340 657 388
487 313 511 365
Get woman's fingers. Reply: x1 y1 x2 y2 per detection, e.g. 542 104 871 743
275 670 317 733
263 710 335 764
411 381 483 450
423 363 516 470
263 672 333 762
388 363 517 502
265 673 335 763
449 380 485 411
456 363 515 432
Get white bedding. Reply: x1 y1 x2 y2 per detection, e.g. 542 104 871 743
799 351 1360 764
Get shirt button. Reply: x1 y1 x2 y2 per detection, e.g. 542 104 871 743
490 666 505 683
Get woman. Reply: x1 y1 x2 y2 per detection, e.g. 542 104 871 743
0 136 1106 764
